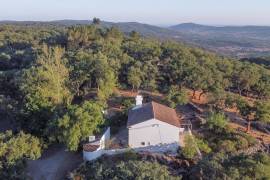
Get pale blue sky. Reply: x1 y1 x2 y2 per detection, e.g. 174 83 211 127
1 0 269 26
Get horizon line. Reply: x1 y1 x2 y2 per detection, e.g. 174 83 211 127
1 19 270 27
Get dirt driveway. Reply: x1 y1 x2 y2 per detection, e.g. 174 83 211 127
27 144 83 180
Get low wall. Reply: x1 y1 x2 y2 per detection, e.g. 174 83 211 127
83 148 128 161
83 127 111 161
83 143 180 161
134 143 179 154
83 147 103 161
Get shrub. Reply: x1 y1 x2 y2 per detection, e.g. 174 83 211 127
72 152 181 180
235 136 249 150
240 133 257 146
197 138 212 154
206 112 228 132
191 152 270 179
121 98 134 114
182 135 198 159
182 134 211 159
218 140 236 153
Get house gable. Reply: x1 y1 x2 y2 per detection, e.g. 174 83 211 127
127 101 180 128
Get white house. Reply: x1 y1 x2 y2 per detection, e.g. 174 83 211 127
127 95 185 148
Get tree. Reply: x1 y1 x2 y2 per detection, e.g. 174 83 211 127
97 69 117 102
207 89 228 110
166 86 189 108
93 53 117 101
92 17 101 25
0 131 42 179
235 97 255 132
255 100 270 123
127 65 143 91
206 112 228 132
141 60 159 91
58 101 104 151
185 65 208 99
231 62 260 97
67 25 101 50
21 45 71 106
19 45 71 137
254 68 270 99
129 31 141 40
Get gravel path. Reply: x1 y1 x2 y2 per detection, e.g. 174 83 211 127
27 144 83 180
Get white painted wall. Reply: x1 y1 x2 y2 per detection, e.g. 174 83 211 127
128 118 184 148
83 127 110 161
100 127 110 149
84 143 180 161
83 147 103 161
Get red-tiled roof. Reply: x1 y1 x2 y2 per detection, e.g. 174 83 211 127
83 144 99 152
127 101 180 128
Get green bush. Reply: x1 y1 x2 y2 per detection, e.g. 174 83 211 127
182 135 197 159
166 86 189 108
191 152 270 179
240 132 257 146
72 152 181 180
235 136 249 150
182 134 211 159
206 112 228 132
218 140 236 153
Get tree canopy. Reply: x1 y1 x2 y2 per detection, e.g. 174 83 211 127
1 23 270 178
57 101 104 151
0 131 42 179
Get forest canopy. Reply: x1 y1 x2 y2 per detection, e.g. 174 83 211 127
0 22 270 179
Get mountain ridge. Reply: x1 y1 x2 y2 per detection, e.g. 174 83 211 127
1 20 270 58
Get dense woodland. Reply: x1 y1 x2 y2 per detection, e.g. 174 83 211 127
0 20 270 179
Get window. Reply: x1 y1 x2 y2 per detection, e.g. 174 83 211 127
141 142 145 146
148 142 150 146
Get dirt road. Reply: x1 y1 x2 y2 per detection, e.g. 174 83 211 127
27 144 83 180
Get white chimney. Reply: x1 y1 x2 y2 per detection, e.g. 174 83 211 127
135 95 143 106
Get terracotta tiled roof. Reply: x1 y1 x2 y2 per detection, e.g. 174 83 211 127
127 101 180 128
83 144 99 152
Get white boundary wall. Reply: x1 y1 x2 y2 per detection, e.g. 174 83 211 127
83 142 179 161
83 127 182 161
83 127 110 161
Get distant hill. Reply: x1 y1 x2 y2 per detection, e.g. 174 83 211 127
170 23 270 58
240 57 270 68
0 20 184 40
1 20 270 58
170 23 215 31
170 23 270 35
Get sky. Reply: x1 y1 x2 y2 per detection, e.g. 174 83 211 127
0 0 269 26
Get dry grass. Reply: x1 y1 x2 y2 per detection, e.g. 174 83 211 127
228 122 270 144
113 89 270 144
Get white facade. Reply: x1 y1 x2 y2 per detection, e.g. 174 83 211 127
128 118 184 148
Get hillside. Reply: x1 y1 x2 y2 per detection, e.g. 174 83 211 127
0 20 184 40
1 21 270 179
170 23 270 58
1 20 270 58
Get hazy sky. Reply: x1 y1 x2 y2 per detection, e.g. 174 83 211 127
1 0 269 26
